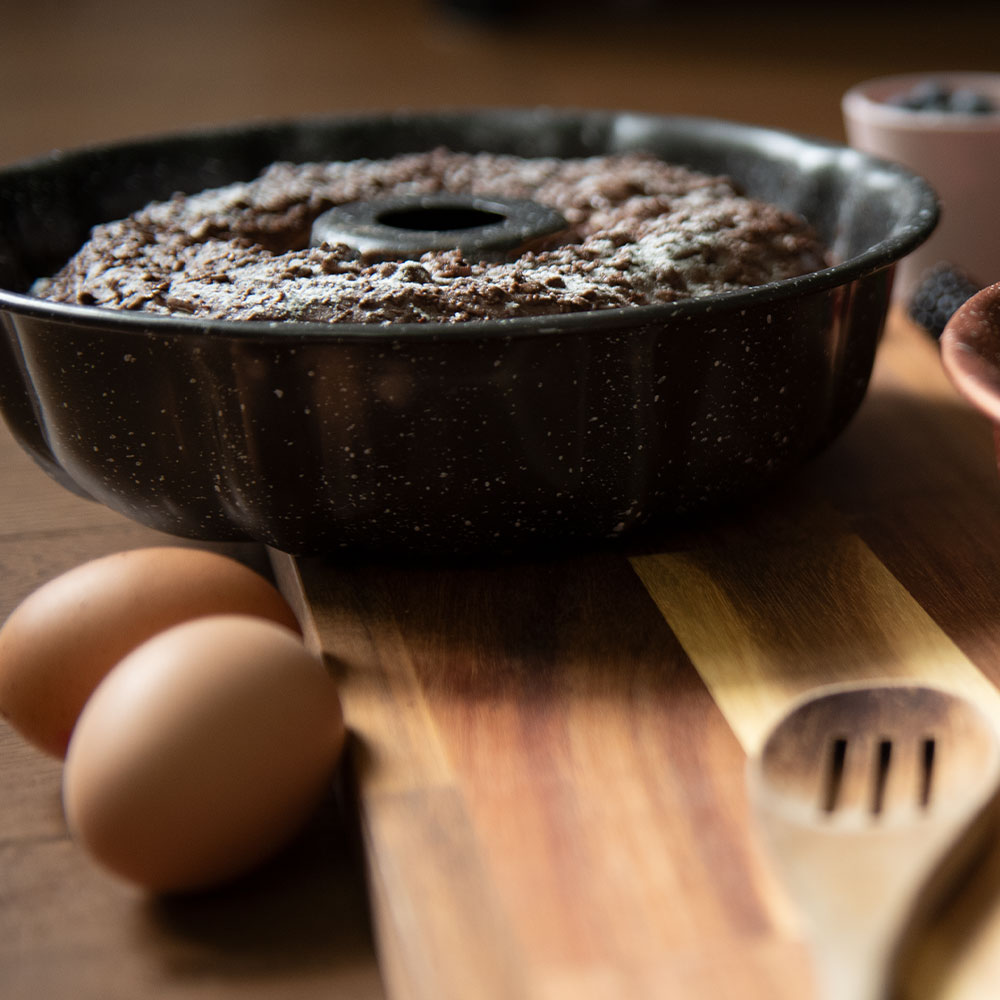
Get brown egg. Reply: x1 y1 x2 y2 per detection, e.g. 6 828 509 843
63 614 345 894
0 547 300 757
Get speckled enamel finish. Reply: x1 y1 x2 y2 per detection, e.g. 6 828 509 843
0 110 938 555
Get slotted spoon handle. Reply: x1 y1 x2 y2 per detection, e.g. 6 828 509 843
755 810 950 1000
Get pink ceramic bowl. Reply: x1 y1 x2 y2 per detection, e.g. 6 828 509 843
941 282 1000 452
843 72 1000 304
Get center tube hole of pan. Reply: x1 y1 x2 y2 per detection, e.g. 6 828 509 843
376 205 506 232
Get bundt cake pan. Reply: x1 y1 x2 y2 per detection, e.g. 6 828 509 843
0 109 937 556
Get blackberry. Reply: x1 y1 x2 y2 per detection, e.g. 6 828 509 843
885 79 997 114
887 79 952 111
947 88 996 114
907 262 982 338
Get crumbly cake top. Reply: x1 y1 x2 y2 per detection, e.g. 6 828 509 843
33 149 828 323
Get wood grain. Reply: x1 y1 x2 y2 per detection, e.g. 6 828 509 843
275 550 813 1000
632 522 1000 754
270 312 1000 1000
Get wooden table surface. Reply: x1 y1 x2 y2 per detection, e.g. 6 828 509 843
4 3 1000 998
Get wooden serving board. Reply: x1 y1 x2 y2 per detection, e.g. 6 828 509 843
272 313 1000 1000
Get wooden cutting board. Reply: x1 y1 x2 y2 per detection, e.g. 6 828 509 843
272 313 1000 1000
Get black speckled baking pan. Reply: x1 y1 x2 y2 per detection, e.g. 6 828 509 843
0 109 937 556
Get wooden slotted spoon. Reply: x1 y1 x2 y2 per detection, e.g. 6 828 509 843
748 682 1000 1000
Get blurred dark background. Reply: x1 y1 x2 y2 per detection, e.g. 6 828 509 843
3 0 999 165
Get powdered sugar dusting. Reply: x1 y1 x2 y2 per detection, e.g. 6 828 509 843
34 149 828 324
